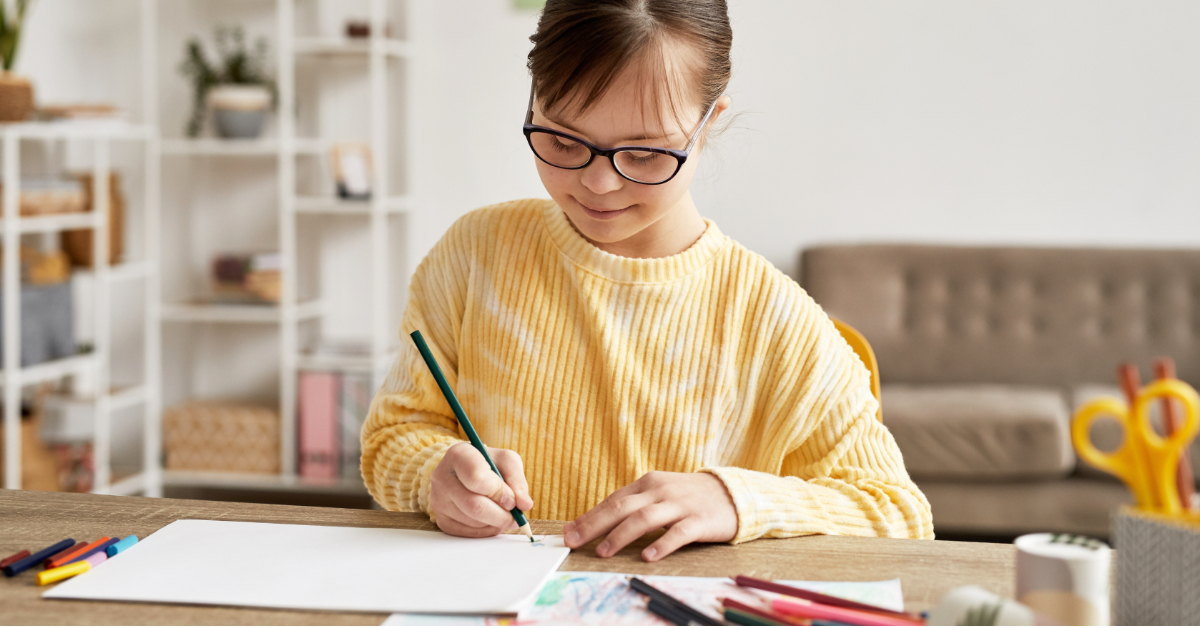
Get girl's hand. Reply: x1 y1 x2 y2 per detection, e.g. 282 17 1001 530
562 471 737 561
430 442 534 537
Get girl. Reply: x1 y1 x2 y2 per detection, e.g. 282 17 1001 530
362 0 933 562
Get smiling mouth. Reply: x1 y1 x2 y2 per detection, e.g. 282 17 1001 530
576 198 631 220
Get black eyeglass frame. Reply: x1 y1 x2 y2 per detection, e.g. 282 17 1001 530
522 84 719 186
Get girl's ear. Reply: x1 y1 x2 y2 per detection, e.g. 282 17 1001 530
699 95 733 150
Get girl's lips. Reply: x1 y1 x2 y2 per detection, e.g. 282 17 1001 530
577 199 631 220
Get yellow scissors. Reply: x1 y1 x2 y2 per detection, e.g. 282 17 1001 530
1072 378 1200 515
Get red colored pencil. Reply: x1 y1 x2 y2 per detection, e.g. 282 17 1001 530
46 537 114 569
772 597 925 626
734 575 923 622
0 549 30 569
722 597 811 626
1155 358 1197 511
43 542 87 568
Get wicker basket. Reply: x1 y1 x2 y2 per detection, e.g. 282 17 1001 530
0 73 33 122
163 401 280 473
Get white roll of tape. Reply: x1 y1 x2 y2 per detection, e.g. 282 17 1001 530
1015 533 1112 626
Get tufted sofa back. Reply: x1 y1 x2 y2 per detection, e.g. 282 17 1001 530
800 245 1200 387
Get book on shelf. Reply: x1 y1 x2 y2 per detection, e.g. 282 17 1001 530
298 368 373 481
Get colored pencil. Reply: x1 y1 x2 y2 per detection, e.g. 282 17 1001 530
0 549 30 569
734 575 923 622
725 607 785 626
410 330 534 542
44 542 87 568
629 577 722 626
649 598 694 626
47 537 115 569
722 597 810 626
3 539 75 577
1155 357 1197 510
771 597 925 626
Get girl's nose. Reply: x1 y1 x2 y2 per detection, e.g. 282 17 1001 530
579 156 624 195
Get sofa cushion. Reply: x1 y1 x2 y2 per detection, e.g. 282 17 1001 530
1071 384 1200 482
883 384 1075 480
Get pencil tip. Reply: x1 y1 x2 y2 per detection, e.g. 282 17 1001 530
518 523 534 542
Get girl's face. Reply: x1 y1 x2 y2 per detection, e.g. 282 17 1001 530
530 50 729 258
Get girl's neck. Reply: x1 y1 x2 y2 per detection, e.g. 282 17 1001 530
573 192 708 260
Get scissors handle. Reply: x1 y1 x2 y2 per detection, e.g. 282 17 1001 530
1072 396 1156 509
1131 378 1200 514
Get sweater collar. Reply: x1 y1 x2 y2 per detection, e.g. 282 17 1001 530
540 199 727 284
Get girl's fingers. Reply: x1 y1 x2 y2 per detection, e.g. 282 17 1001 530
594 501 682 558
642 516 704 562
491 448 534 512
439 485 517 531
436 508 510 538
453 446 517 510
564 487 655 549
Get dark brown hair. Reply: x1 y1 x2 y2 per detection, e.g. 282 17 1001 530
527 0 732 132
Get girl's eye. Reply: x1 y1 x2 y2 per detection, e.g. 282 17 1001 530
550 136 581 152
623 150 659 166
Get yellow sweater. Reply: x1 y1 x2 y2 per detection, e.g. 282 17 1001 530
361 199 934 543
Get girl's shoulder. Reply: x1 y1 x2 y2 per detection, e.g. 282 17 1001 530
443 198 553 241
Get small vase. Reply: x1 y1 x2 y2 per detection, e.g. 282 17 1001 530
208 84 271 139
0 72 34 122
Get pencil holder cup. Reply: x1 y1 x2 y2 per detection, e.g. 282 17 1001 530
1015 533 1110 626
1112 507 1200 625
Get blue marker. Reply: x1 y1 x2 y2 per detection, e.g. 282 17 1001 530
3 538 74 577
106 535 139 557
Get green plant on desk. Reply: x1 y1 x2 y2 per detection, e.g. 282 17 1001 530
0 0 30 71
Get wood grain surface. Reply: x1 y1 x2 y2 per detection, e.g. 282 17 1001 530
0 489 1014 625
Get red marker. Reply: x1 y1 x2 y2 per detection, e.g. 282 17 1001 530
43 542 87 568
0 549 30 570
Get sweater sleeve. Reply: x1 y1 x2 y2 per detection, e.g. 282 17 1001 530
701 313 935 544
360 218 474 515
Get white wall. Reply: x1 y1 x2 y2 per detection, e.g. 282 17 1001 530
15 0 1200 465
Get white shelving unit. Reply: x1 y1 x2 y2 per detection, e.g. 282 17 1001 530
0 118 161 496
155 0 415 495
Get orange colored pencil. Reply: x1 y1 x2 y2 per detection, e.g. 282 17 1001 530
46 537 114 569
43 541 86 568
1154 357 1197 510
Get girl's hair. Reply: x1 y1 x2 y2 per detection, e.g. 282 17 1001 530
527 0 732 132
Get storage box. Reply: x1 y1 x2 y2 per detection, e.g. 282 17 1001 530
1112 506 1200 625
163 402 280 473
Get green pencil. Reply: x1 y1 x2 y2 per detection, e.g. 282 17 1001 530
410 330 535 542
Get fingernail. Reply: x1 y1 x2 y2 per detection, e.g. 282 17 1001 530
598 541 610 555
644 547 657 561
566 530 579 546
501 495 514 510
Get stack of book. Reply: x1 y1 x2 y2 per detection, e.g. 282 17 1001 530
297 370 372 481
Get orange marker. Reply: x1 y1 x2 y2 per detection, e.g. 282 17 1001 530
46 537 114 570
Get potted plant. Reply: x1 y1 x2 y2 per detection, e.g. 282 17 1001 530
0 0 33 123
179 26 276 139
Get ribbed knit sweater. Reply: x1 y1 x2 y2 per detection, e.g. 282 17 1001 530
361 199 934 543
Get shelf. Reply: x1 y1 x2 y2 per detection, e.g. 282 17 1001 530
0 211 101 234
294 37 410 59
160 299 324 324
102 472 146 497
163 470 369 495
0 120 152 141
73 260 153 283
108 385 147 413
161 137 324 156
0 353 95 387
293 195 410 215
298 348 397 373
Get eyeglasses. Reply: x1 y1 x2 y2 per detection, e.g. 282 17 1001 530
522 84 719 185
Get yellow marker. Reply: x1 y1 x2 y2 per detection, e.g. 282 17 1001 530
36 560 89 585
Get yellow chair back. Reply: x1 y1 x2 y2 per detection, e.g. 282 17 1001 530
832 319 883 423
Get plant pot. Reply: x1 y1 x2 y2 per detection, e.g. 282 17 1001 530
0 72 34 122
207 84 271 139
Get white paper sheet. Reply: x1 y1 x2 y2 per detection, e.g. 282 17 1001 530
43 519 571 615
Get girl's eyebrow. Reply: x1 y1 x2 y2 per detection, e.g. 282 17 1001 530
540 111 672 144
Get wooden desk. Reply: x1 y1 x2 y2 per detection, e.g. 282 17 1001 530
1 490 1014 625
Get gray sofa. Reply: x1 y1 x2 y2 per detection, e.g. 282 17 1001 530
800 244 1200 538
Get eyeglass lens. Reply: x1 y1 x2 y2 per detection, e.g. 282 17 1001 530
528 131 680 184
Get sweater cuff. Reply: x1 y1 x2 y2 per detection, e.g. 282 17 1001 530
700 466 778 544
414 440 456 518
